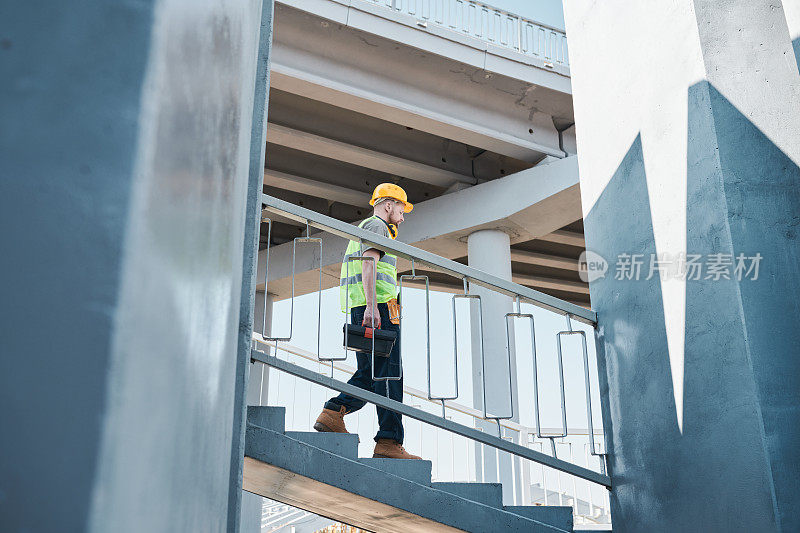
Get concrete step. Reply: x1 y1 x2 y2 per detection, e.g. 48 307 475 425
285 431 360 459
358 457 432 485
431 482 503 507
245 423 572 532
246 405 285 432
504 505 574 532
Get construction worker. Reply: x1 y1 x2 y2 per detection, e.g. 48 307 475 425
313 183 422 460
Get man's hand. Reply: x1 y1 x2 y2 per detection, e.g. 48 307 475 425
362 303 381 329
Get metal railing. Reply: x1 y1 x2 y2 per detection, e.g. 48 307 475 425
256 338 611 525
255 192 608 487
361 0 569 66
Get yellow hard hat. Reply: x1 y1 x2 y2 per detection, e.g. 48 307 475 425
369 183 413 213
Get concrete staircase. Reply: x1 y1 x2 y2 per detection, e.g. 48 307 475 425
244 406 573 532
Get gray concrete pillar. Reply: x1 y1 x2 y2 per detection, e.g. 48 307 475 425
1 1 270 531
564 1 800 530
467 229 521 504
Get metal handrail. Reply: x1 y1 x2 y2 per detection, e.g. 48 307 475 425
558 314 605 472
258 193 608 485
261 193 596 325
260 333 603 438
252 346 610 486
255 336 605 436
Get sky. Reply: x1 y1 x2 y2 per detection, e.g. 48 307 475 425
489 0 565 30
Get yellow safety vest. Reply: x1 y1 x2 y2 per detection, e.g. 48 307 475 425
339 217 398 312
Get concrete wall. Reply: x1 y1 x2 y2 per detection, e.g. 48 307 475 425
1 0 267 531
564 1 800 531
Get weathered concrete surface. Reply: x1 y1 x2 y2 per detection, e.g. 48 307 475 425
784 3 800 69
258 156 581 299
1 2 154 530
245 406 573 532
1 0 269 531
86 1 267 531
565 0 800 531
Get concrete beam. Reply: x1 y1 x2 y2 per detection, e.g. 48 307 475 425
263 168 370 207
512 273 589 295
266 123 475 187
402 277 590 307
536 229 585 247
271 3 573 162
510 250 579 271
269 68 559 163
398 156 582 254
258 156 583 299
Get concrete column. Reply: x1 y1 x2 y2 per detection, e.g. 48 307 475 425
466 229 520 504
564 1 800 531
2 1 269 531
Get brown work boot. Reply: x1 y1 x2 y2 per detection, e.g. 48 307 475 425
313 405 348 433
372 439 422 459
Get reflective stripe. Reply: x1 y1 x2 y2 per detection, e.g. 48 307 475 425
339 272 396 286
343 250 397 267
377 272 396 285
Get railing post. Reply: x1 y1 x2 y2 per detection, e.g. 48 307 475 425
400 259 430 398
260 225 322 347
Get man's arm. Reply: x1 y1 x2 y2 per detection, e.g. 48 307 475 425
361 248 381 329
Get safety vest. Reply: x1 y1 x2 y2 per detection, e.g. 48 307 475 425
339 217 398 312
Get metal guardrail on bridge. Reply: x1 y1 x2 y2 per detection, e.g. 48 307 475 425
256 192 608 487
363 0 569 66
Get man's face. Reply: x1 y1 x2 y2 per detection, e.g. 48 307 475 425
387 200 405 226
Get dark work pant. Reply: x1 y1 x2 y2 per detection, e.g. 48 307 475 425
325 302 404 444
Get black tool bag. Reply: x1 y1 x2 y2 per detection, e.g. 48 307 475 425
343 324 397 357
